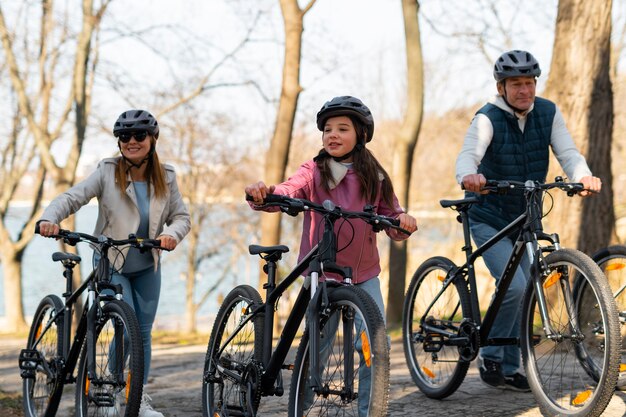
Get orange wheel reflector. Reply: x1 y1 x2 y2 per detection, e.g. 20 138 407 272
360 330 371 367
241 307 246 314
571 390 592 406
214 413 221 417
437 274 445 282
85 378 90 395
543 272 561 289
606 263 626 271
126 372 131 400
36 324 43 340
620 363 626 372
422 366 435 379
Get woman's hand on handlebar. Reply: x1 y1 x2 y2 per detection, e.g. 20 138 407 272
461 174 489 194
37 221 60 237
245 181 276 204
156 234 177 251
398 213 418 234
578 175 602 197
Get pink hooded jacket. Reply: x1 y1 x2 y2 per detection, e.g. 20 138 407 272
255 159 408 284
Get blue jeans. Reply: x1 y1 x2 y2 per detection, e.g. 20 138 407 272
309 277 386 417
470 221 530 376
97 254 161 385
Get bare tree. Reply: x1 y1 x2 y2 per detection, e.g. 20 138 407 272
543 0 614 253
258 0 316 287
385 0 424 326
163 110 259 333
0 0 109 331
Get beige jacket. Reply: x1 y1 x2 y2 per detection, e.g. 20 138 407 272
40 157 191 270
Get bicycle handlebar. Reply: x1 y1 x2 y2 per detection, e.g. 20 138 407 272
35 224 169 252
246 193 411 235
480 179 585 197
461 177 588 197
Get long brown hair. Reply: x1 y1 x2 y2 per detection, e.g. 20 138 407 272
316 116 394 207
115 137 168 198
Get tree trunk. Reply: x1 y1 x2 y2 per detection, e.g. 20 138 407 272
184 226 199 334
386 0 424 326
260 0 316 291
1 244 27 332
543 0 614 253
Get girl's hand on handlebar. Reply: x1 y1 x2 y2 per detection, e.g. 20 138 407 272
38 221 60 237
245 181 276 204
398 213 418 234
461 174 489 194
578 175 602 197
156 234 177 251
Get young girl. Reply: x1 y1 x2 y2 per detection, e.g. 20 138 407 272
245 95 417 415
38 109 190 417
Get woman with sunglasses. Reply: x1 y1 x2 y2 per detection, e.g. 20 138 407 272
37 109 191 417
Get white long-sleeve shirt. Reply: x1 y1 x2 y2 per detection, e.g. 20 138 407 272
455 95 592 184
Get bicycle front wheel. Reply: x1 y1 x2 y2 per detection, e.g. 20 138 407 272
591 245 626 389
288 285 389 417
22 295 65 417
202 285 264 417
75 300 144 417
402 256 472 399
521 248 620 417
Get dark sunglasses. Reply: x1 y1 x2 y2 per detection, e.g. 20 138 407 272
117 131 149 143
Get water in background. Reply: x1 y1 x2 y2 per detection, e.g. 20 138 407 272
0 204 267 332
0 204 461 332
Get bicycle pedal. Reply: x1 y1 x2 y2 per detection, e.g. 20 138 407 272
18 349 41 374
423 333 444 352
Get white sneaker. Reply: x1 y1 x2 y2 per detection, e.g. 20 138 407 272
139 393 164 417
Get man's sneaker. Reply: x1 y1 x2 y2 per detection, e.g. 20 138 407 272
478 358 505 388
139 393 164 417
503 373 531 392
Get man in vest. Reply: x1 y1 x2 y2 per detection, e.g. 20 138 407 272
455 50 602 391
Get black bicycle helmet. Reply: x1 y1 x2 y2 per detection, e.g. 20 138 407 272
113 109 159 139
316 96 375 142
493 50 541 82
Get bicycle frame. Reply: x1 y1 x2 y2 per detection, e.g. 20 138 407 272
421 186 567 353
216 215 358 398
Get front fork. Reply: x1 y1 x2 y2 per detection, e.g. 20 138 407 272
527 239 581 341
307 272 356 400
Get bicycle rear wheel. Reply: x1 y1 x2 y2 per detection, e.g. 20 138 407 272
75 300 144 417
202 285 264 417
591 245 626 389
521 248 620 417
22 295 65 417
402 256 472 399
288 285 389 417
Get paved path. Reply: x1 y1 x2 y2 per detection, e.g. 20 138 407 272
2 336 625 416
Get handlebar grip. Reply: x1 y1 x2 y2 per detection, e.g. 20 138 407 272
245 193 286 204
34 223 40 234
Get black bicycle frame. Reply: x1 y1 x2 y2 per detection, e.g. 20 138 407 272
221 214 357 397
422 188 561 349
32 247 124 386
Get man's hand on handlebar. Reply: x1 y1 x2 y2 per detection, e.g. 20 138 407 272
578 175 602 197
245 181 276 205
461 174 489 194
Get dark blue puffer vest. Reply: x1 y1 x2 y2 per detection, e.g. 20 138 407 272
468 97 555 231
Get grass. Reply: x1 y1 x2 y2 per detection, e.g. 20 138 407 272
0 389 22 417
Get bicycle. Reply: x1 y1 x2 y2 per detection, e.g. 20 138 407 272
19 227 166 417
586 245 626 389
202 194 410 417
401 178 620 417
